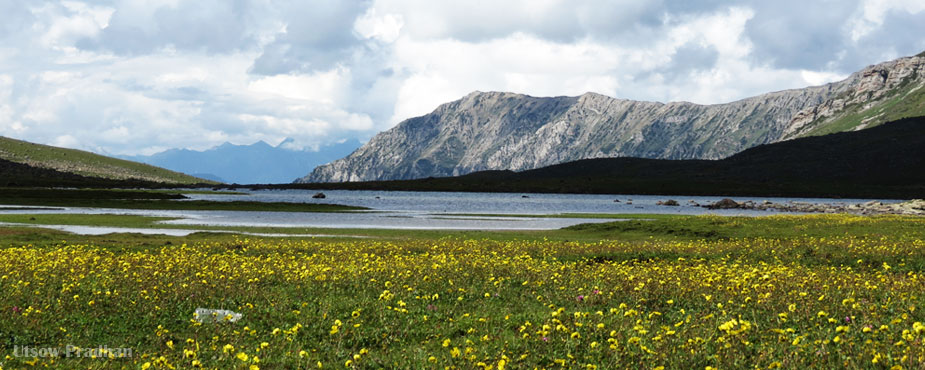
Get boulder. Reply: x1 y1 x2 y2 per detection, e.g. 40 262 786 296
708 198 741 209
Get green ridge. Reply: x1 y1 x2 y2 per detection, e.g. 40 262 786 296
799 75 925 138
0 136 213 184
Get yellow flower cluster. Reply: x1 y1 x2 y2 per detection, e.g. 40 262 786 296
1 216 924 368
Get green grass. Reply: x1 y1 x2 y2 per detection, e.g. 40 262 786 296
435 213 671 220
800 79 925 138
562 213 925 240
2 213 923 265
2 214 925 369
0 213 553 245
2 211 923 246
0 136 212 184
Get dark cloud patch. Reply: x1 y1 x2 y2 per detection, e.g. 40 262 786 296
573 2 669 47
842 9 925 71
250 44 354 75
575 0 730 45
386 1 732 47
393 2 670 45
667 43 720 76
339 47 402 124
660 0 733 13
0 0 34 39
743 1 860 71
77 0 257 54
69 0 922 79
632 42 719 86
427 7 583 43
249 1 370 75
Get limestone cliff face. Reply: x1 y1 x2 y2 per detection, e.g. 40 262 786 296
301 54 925 183
784 55 925 138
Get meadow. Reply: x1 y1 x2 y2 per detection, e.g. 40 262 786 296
1 214 925 369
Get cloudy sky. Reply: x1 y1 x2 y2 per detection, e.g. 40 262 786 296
1 0 924 156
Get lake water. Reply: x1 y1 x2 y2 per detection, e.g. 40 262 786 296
185 189 895 215
0 190 901 232
0 221 360 238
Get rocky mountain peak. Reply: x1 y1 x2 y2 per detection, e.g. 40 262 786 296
784 55 925 138
300 52 925 183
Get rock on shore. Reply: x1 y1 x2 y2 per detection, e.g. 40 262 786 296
704 198 925 216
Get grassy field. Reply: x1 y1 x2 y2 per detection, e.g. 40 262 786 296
1 214 925 369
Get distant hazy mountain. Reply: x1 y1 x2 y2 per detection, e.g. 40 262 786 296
302 52 925 183
0 135 210 185
124 138 361 184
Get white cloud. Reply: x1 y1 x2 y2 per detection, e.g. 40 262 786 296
851 0 925 41
389 33 627 122
0 0 923 158
670 7 754 60
388 6 788 114
248 68 351 105
51 134 79 148
0 44 374 154
800 70 849 86
354 8 404 43
0 74 16 131
44 2 113 44
0 74 12 101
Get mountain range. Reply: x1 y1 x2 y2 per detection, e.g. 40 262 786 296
123 138 361 184
302 52 925 183
289 116 925 199
2 52 922 190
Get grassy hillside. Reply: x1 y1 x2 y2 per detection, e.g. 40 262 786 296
284 116 925 199
800 76 925 137
0 136 213 185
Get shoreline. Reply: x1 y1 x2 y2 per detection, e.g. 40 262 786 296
699 198 925 216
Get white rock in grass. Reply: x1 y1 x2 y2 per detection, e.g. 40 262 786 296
194 308 242 323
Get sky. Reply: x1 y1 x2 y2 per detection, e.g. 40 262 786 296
1 0 924 156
